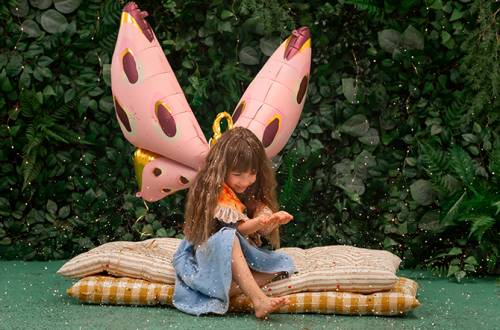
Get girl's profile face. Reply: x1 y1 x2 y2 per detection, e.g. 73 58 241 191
226 170 256 194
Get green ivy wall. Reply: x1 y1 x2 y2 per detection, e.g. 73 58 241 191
0 0 498 281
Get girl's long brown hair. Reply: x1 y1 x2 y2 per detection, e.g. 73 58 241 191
183 127 279 247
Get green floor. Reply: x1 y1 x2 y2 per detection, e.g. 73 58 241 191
0 260 498 330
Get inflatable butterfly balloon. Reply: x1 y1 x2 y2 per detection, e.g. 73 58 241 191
111 2 311 202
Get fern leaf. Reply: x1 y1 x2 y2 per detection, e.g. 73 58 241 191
42 127 70 143
449 145 476 187
22 155 42 190
279 153 301 207
443 96 469 131
24 135 43 155
344 0 384 18
52 123 91 145
468 215 496 243
25 123 35 140
436 174 461 195
493 200 500 216
52 98 78 121
102 0 122 26
18 90 39 118
278 151 319 212
442 191 467 225
418 142 448 177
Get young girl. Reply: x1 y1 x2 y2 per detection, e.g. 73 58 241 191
172 127 295 319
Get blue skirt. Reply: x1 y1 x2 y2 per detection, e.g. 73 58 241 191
172 227 295 315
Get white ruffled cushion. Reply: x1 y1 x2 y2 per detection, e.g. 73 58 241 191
58 238 401 294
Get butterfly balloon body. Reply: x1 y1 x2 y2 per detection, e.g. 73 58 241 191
111 2 311 202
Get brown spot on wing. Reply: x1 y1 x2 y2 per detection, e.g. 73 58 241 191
297 75 308 104
114 98 132 132
179 176 189 184
263 117 280 148
156 102 177 137
153 168 162 176
123 51 138 83
162 188 171 193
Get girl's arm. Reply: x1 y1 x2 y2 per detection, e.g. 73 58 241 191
237 211 293 236
236 215 270 236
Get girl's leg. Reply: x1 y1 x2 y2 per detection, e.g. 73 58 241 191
230 237 289 319
229 271 278 298
254 271 280 286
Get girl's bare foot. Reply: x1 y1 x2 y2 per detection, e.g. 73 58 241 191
254 296 289 319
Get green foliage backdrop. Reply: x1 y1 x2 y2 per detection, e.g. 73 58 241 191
0 0 499 281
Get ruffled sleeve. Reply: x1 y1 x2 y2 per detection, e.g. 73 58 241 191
213 205 249 224
214 184 249 224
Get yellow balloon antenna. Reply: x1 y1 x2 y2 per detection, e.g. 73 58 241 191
209 112 233 147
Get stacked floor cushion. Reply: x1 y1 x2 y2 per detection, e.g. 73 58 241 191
67 275 420 315
59 238 420 315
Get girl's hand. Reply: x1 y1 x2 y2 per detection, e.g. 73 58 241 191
258 214 276 227
268 211 293 225
257 211 293 234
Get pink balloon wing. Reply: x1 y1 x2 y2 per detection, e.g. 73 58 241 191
111 2 208 171
233 27 312 158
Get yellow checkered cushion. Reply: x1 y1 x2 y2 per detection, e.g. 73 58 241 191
67 276 174 306
231 277 420 315
67 277 420 316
